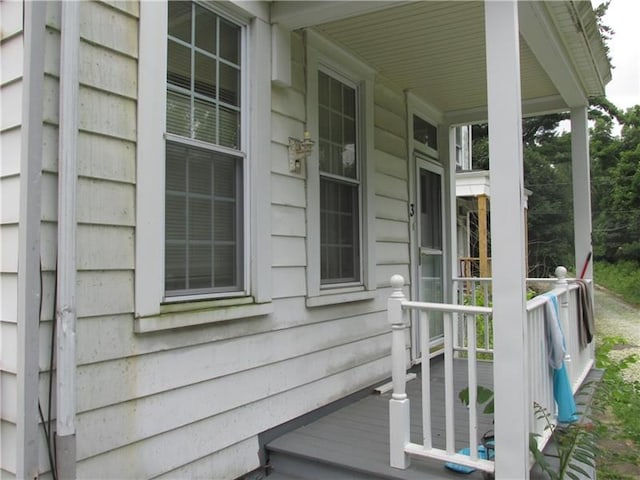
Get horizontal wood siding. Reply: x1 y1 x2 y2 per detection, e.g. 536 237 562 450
13 12 414 479
373 77 410 289
0 1 24 475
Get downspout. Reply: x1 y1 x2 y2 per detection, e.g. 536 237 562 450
56 2 79 478
17 2 47 478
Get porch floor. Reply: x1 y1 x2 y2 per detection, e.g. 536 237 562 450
266 358 495 479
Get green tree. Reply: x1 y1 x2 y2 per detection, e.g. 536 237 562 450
591 105 640 262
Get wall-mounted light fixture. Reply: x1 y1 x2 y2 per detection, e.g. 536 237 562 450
288 131 314 173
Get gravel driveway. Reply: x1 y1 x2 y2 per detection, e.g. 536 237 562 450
594 286 640 383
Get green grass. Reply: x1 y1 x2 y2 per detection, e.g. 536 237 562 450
593 337 640 479
594 260 640 306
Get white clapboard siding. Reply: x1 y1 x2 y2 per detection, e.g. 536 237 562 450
0 81 22 130
77 225 134 271
272 266 307 298
1 421 17 473
0 1 23 40
272 204 306 237
375 148 408 180
272 86 306 121
76 178 135 226
375 78 405 118
0 275 18 321
79 1 138 58
76 271 133 318
76 332 390 459
75 293 389 366
377 264 411 288
0 128 21 176
43 27 60 77
24 4 418 477
76 357 390 479
0 320 17 372
79 41 138 99
272 111 304 146
1 35 23 84
376 218 409 243
0 373 17 431
291 60 306 94
77 132 135 182
377 241 410 265
75 310 387 412
41 75 60 125
375 171 409 201
375 126 407 158
375 104 406 139
1 372 17 422
0 175 20 223
154 437 261 480
78 87 137 141
376 195 409 222
40 124 59 173
272 172 306 208
0 224 18 272
273 235 307 267
39 222 57 271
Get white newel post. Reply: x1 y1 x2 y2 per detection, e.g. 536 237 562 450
389 275 411 469
485 1 530 478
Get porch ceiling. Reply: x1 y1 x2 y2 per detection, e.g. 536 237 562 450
284 1 611 123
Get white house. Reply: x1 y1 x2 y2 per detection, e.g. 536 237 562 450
0 1 610 479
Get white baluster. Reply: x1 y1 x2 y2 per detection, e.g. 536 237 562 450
389 275 411 469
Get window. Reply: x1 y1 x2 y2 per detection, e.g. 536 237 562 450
455 127 463 170
135 1 273 329
413 114 438 151
304 31 376 306
165 2 243 297
318 71 360 284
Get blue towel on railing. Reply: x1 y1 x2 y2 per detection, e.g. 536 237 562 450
543 294 578 423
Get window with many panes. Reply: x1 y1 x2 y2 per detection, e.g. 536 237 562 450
165 2 243 296
318 71 360 285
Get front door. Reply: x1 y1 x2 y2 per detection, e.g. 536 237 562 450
414 157 445 359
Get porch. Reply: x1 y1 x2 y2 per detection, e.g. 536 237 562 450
265 270 597 479
267 359 494 480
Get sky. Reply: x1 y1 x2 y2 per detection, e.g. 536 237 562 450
594 0 640 110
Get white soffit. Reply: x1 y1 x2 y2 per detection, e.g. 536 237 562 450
315 1 560 115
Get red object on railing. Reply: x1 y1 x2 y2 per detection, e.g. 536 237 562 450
579 252 592 279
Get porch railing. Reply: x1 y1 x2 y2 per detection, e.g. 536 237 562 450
388 268 595 474
388 274 495 474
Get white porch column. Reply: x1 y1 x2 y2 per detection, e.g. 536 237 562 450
571 107 593 279
485 2 530 479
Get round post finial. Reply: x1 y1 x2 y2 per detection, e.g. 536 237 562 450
390 275 405 299
555 266 568 284
390 274 404 289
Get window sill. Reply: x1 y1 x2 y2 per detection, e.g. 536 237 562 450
305 288 376 308
134 298 273 333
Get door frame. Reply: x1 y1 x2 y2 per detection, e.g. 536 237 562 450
410 154 449 362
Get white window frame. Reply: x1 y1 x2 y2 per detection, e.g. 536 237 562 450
135 1 272 332
305 30 376 307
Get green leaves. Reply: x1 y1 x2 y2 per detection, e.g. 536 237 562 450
458 385 495 415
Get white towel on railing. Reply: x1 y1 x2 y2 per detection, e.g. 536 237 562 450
543 294 578 423
543 295 565 369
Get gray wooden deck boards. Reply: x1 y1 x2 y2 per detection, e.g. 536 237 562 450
266 359 602 480
267 358 494 479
